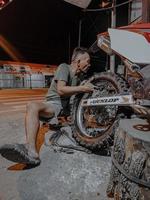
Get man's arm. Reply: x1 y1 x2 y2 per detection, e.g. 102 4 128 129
57 80 93 96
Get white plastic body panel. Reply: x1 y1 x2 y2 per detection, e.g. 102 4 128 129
108 28 150 64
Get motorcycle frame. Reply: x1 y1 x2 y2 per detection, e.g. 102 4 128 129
80 27 150 116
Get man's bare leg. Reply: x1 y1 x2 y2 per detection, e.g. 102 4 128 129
0 101 55 165
25 101 54 158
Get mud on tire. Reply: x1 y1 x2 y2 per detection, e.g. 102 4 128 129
71 72 129 150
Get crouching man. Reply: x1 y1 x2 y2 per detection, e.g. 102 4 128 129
0 47 93 166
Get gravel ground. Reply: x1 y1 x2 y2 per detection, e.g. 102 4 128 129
0 112 112 200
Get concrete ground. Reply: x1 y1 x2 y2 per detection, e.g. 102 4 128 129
0 90 112 200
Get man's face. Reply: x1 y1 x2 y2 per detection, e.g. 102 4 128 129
77 53 91 74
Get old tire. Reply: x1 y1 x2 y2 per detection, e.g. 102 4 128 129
71 72 129 150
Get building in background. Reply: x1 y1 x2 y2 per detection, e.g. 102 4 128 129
130 0 142 23
0 61 57 89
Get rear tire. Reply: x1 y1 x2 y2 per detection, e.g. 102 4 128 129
71 72 129 150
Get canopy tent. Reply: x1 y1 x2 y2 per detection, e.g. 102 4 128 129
0 0 92 10
63 0 92 8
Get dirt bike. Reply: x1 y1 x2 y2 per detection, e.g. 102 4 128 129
71 23 150 150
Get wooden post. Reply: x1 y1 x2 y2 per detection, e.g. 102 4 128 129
142 0 150 22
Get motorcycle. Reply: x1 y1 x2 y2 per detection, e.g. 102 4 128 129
71 23 150 150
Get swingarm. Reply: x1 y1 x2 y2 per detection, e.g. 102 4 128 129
81 94 150 113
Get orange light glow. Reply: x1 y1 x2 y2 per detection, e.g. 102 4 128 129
0 34 25 61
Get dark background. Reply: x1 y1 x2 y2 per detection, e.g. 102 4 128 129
0 0 128 72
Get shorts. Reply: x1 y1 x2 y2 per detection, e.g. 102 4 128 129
44 100 63 124
45 100 62 116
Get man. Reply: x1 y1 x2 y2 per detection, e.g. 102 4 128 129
0 47 93 165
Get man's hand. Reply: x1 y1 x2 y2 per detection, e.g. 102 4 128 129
78 83 94 93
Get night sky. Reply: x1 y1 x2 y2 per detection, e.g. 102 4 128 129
0 0 128 72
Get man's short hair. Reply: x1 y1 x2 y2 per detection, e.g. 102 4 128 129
71 47 89 62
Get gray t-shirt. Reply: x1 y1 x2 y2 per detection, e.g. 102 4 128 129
46 63 79 107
